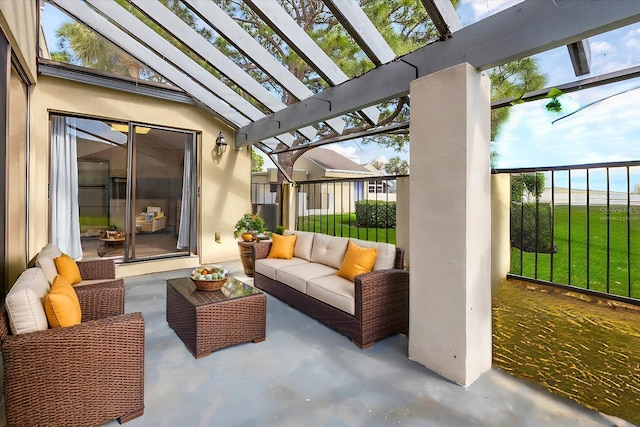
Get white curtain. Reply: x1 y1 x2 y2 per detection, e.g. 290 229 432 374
177 135 195 251
50 116 82 259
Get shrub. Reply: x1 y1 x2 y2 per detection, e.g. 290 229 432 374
512 173 545 203
511 202 556 253
354 200 396 228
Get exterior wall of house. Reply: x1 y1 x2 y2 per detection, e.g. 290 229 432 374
0 1 38 83
0 5 36 290
294 156 325 180
6 68 29 286
30 75 252 270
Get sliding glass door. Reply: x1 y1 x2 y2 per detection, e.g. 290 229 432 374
53 115 197 262
128 124 195 260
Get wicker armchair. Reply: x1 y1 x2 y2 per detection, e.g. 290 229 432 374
0 276 145 427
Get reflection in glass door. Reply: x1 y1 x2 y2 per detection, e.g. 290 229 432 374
70 117 196 261
127 124 196 261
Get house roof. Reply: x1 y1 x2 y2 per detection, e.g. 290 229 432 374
303 148 371 174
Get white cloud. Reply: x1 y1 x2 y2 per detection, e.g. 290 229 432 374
625 37 640 51
324 145 361 164
590 40 614 55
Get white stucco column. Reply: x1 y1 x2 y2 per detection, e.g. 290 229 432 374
281 183 297 231
396 176 410 268
491 174 511 294
408 63 492 387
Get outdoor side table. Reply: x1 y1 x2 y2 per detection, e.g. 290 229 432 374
166 276 266 358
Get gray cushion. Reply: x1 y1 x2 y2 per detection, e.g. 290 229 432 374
348 238 396 270
310 234 349 269
255 257 308 280
275 263 337 294
307 274 355 315
284 230 315 261
5 268 50 335
35 243 63 284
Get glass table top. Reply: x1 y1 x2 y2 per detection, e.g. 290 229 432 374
167 276 262 306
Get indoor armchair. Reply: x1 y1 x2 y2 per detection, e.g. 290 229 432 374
136 206 166 233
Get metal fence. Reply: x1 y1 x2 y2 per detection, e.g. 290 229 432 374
251 176 401 244
495 160 640 304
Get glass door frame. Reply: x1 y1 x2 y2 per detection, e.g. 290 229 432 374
124 122 198 262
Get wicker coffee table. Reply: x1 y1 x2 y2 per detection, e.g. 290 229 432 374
166 276 266 358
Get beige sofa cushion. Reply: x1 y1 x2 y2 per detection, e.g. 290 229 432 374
275 263 338 294
349 238 396 270
310 234 349 269
284 230 315 261
255 257 308 280
307 275 355 315
5 268 50 335
35 244 63 284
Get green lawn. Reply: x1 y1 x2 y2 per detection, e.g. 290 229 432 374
297 213 396 244
299 206 639 299
511 205 640 299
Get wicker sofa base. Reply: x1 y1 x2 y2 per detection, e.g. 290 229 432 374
254 269 409 348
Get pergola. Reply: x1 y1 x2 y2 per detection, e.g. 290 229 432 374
46 1 640 177
43 0 640 386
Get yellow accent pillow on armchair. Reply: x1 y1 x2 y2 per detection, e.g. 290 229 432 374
337 241 378 282
267 234 298 259
44 275 82 328
54 253 82 285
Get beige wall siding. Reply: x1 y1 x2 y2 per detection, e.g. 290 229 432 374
0 1 38 83
6 68 28 288
31 75 252 265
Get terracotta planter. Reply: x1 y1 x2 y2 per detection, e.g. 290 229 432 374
237 241 255 276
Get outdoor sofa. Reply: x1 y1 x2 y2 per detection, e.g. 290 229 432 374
0 244 144 427
253 231 409 348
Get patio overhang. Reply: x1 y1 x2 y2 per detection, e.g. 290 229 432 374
43 0 640 160
235 0 640 145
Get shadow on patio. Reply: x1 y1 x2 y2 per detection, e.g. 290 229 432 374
101 260 630 427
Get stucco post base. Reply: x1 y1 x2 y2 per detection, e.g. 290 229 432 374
408 63 492 387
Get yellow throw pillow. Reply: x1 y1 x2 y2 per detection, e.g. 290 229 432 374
268 234 298 259
337 241 378 282
54 253 82 285
44 275 82 328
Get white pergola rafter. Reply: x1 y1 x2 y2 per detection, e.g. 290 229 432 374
420 0 463 38
181 0 346 137
236 0 640 145
322 0 395 66
243 0 381 126
50 0 241 126
81 0 297 147
130 0 317 143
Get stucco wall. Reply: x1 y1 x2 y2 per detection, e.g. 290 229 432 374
6 68 28 286
0 1 38 82
31 75 252 266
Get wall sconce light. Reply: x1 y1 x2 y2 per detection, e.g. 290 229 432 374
215 132 227 155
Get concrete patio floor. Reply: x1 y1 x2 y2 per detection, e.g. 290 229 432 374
104 260 633 427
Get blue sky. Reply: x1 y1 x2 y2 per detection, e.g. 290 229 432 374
42 1 640 182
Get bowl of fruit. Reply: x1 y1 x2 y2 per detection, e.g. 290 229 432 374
191 266 228 291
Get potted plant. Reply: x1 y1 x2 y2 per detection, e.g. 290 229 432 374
234 213 266 242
